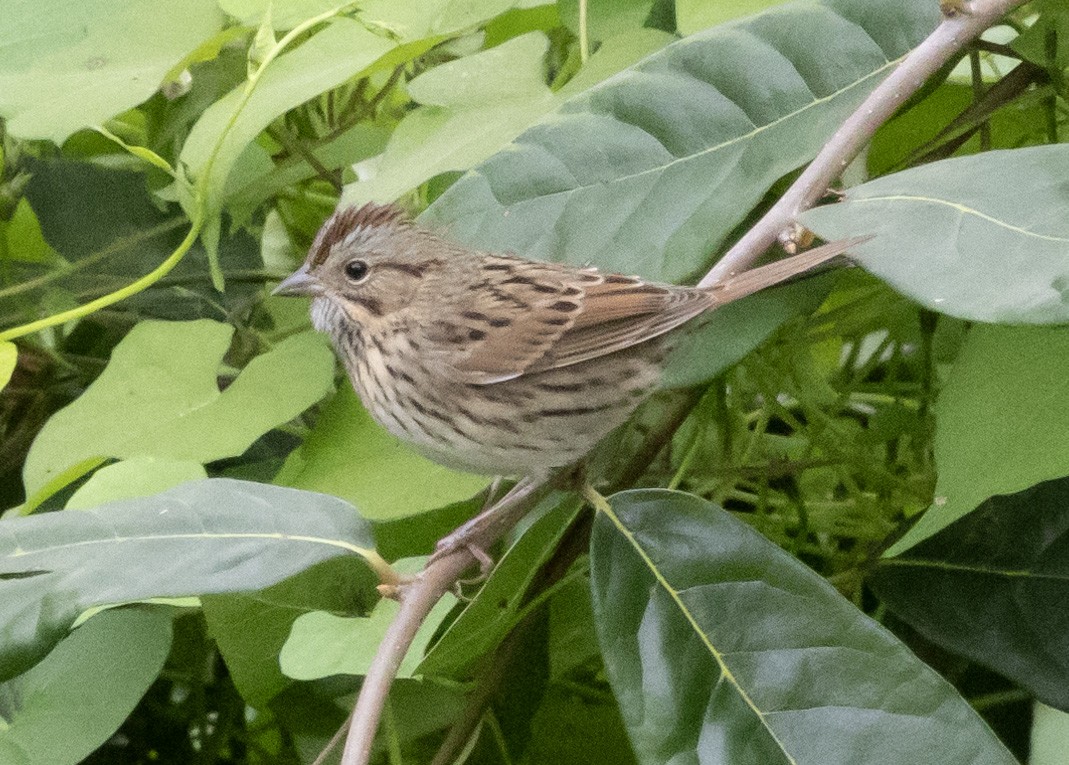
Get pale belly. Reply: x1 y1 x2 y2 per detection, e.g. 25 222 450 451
347 337 661 477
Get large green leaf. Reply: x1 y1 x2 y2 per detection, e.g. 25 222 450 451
0 0 223 142
872 475 1069 711
0 478 376 680
422 0 939 283
889 325 1069 553
802 146 1069 324
275 386 487 520
590 490 1016 765
0 608 172 765
23 320 333 504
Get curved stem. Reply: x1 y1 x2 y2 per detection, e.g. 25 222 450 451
0 218 203 341
698 0 1028 287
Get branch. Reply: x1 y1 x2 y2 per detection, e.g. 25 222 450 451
698 0 1029 287
338 477 552 765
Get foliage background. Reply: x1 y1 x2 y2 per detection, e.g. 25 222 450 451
1 0 1068 763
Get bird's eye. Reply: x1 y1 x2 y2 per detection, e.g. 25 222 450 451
344 259 369 282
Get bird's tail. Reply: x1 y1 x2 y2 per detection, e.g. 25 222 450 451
709 235 872 305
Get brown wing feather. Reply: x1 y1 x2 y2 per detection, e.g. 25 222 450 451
525 235 870 374
433 255 588 384
525 282 713 373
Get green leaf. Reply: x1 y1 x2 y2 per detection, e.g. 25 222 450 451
23 320 333 503
0 0 223 142
64 457 207 511
872 475 1069 711
275 386 488 521
218 0 340 29
280 557 456 681
676 0 790 35
417 496 581 678
355 0 521 42
179 16 397 212
0 608 172 765
558 0 655 42
801 146 1069 324
344 28 673 207
1033 704 1069 765
2 198 60 266
343 32 556 206
422 0 939 283
0 478 376 680
889 325 1069 553
0 342 15 392
591 489 1016 765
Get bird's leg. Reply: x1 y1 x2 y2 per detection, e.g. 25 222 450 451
454 477 508 585
431 476 542 574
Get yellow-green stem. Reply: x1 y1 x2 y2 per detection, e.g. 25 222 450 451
0 220 202 342
578 0 590 63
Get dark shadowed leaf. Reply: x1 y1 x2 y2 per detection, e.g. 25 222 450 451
872 475 1069 711
0 608 172 765
801 146 1069 324
590 489 1017 765
0 479 376 680
8 160 264 329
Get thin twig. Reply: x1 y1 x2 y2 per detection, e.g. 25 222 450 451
266 125 342 193
699 0 1029 287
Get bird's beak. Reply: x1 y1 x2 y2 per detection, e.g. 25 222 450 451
272 264 324 297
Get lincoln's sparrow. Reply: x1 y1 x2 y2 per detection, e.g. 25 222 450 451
275 203 863 477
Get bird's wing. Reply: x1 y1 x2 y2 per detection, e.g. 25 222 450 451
437 236 866 384
433 255 709 384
